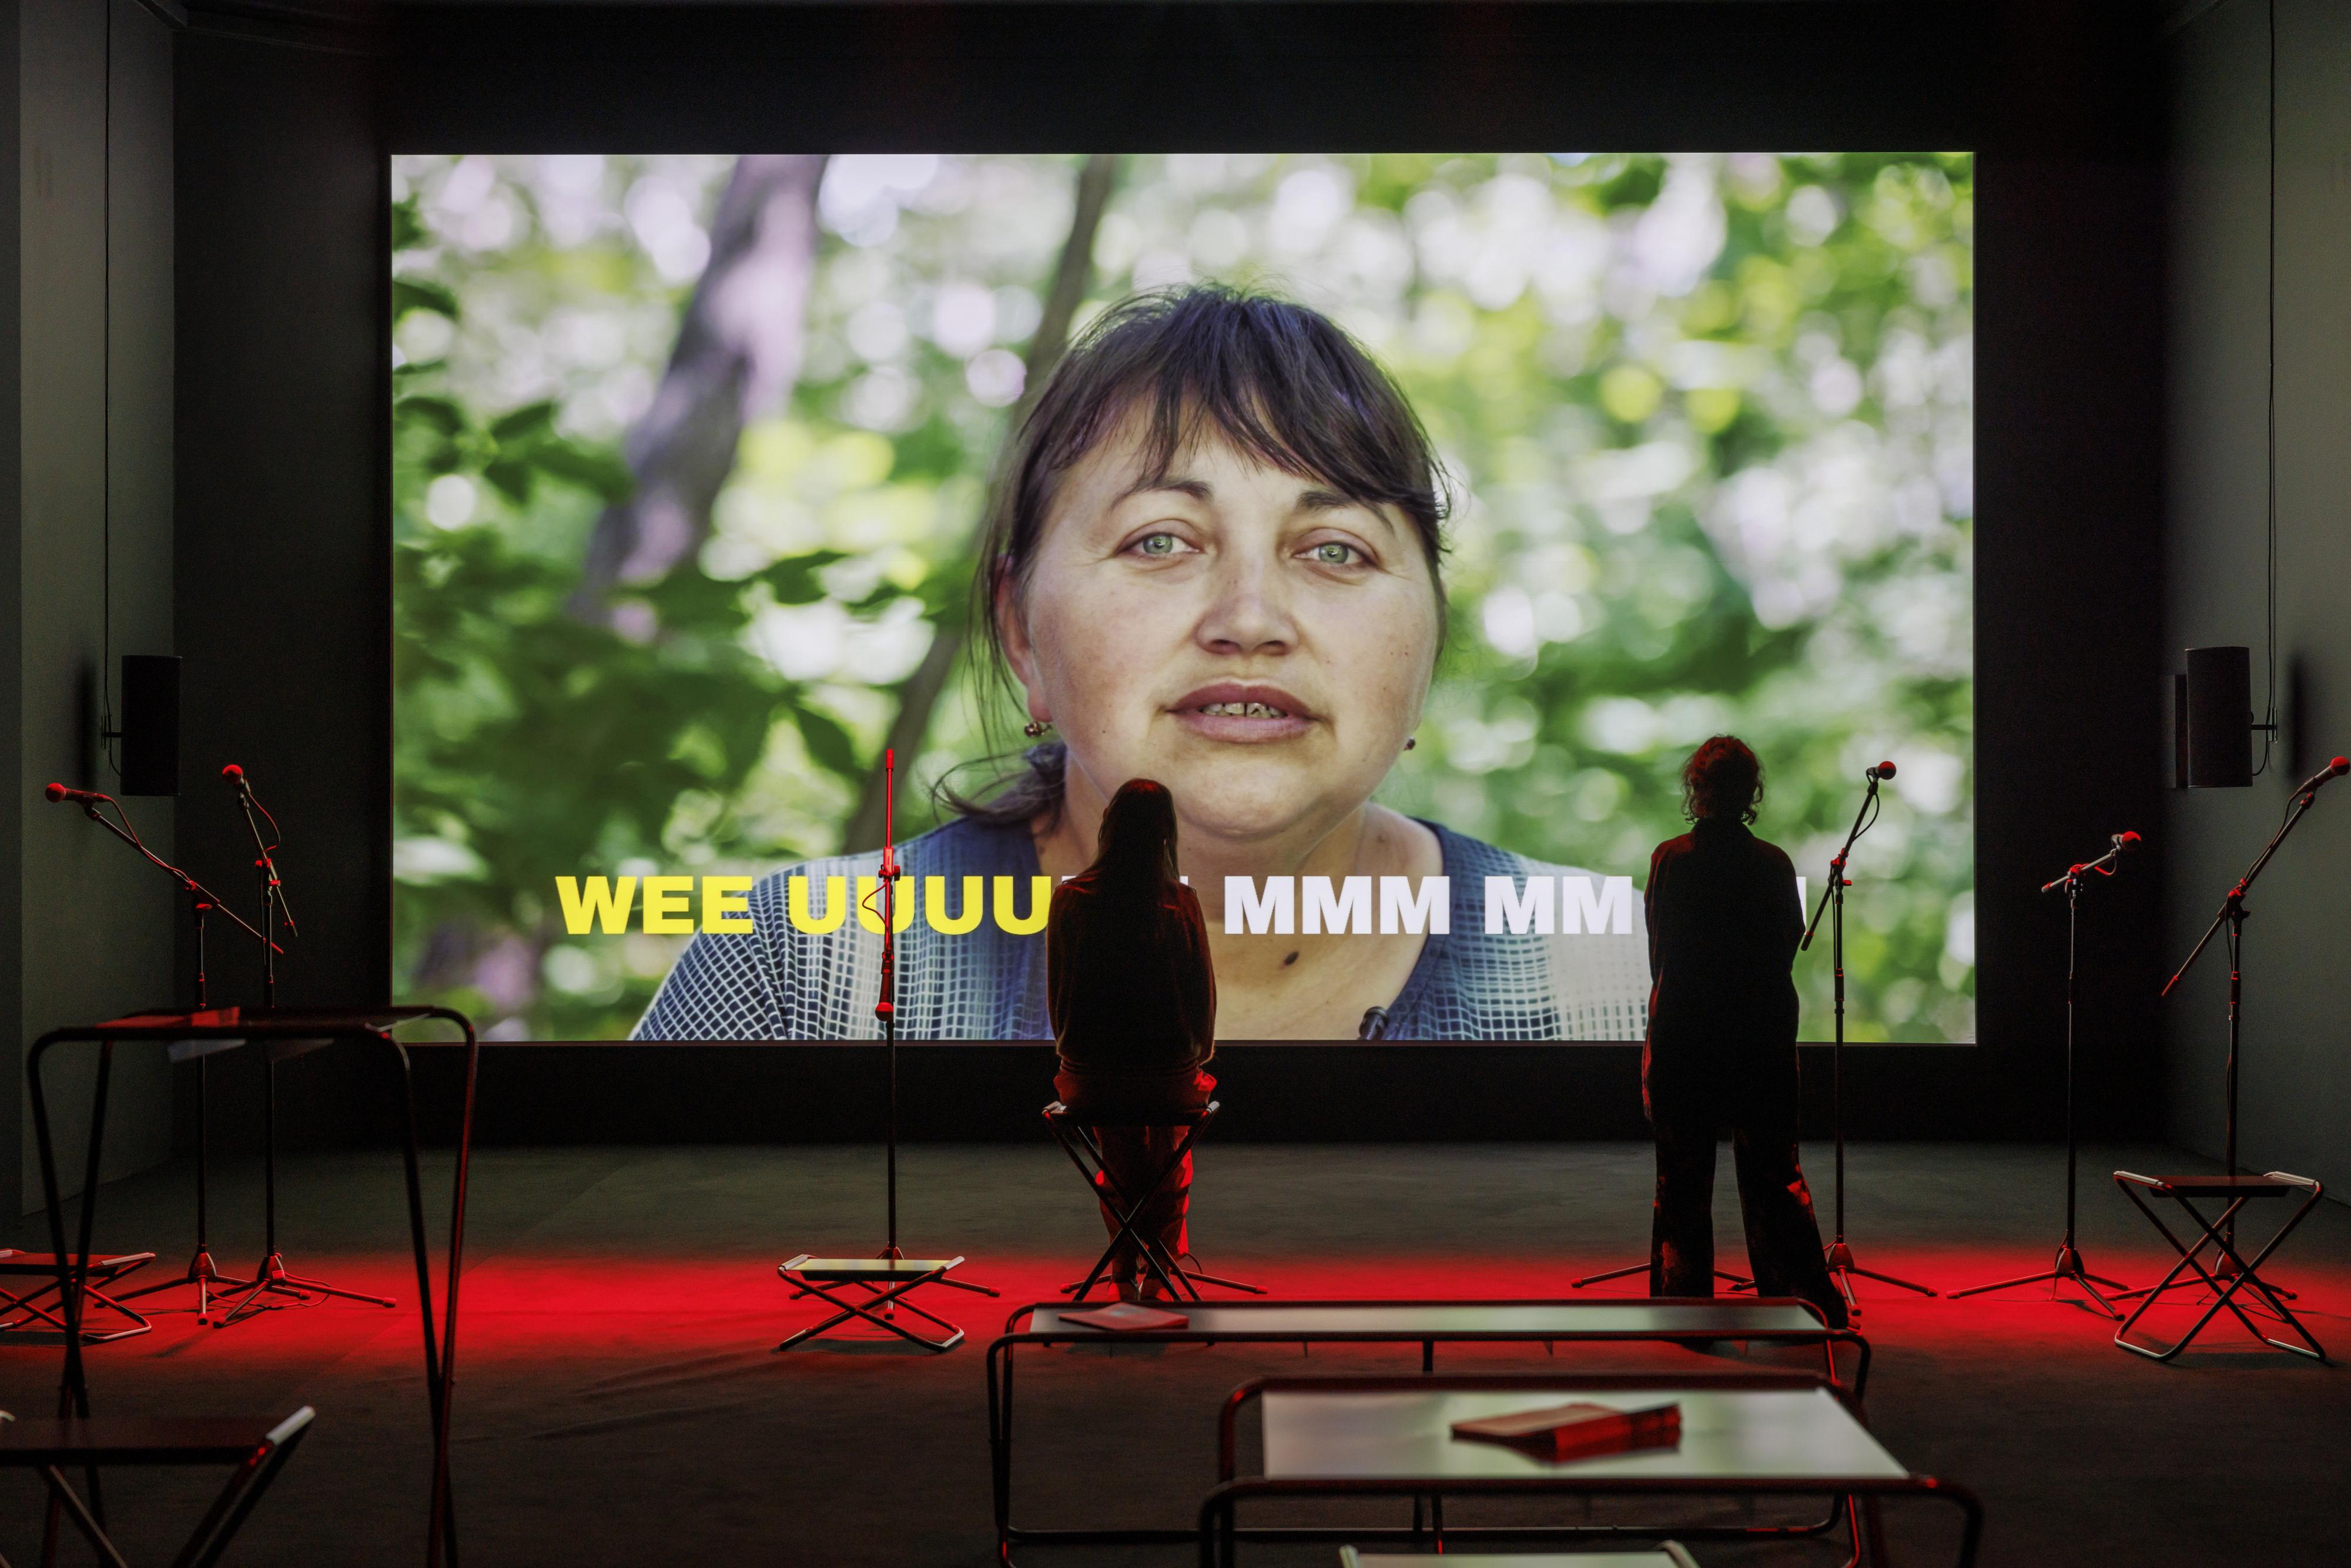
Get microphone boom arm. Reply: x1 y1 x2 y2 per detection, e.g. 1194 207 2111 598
230 774 299 940
2041 837 2132 897
1802 776 1878 952
71 796 279 953
2164 782 2325 999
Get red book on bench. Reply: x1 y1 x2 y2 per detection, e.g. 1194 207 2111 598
1449 1400 1682 1462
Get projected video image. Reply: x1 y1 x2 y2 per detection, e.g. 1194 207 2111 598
391 153 1974 1042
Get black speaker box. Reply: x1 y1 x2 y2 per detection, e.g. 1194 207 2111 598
119 654 181 796
2183 644 2250 789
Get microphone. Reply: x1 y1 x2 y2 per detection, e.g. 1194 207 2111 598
222 763 251 795
1866 760 1898 783
44 782 108 806
2293 756 2351 796
2041 829 2142 894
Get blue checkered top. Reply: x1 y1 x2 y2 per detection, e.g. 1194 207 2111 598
630 815 1648 1041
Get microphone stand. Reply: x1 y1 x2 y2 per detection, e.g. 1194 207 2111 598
873 748 993 1295
2118 761 2342 1303
1801 770 1936 1309
1950 837 2137 1315
775 749 993 1353
878 755 903 1265
217 769 398 1327
55 790 270 1321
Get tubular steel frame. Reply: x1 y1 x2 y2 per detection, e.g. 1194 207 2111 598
29 1007 479 1568
1203 1372 1980 1568
986 1298 1867 1565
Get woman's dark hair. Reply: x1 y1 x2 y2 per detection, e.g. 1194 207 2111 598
948 284 1451 828
1683 736 1764 824
1088 778 1181 893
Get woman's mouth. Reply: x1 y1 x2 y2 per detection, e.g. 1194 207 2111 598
1170 685 1315 743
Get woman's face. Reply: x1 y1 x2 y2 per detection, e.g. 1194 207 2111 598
1002 424 1442 850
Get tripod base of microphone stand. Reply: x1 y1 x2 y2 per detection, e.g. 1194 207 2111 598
215 1251 398 1328
1569 1260 1754 1291
112 1248 256 1326
1948 1242 2129 1319
1823 1238 1937 1310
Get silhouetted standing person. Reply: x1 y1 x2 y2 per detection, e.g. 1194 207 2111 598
1645 737 1846 1328
1049 779 1217 1301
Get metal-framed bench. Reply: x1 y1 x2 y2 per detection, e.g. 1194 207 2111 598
986 1296 1866 1564
1204 1372 1981 1568
0 1406 314 1568
29 1008 481 1568
1340 1550 1697 1568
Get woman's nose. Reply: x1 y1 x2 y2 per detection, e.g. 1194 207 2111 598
1195 551 1297 655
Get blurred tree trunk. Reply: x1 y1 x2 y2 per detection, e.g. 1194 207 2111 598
843 153 1121 852
581 154 830 597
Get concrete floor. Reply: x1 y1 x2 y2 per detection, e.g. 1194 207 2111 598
5 1141 2348 1566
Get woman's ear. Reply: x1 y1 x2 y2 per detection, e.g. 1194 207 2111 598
995 577 1052 726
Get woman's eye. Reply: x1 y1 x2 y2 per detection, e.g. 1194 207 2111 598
1307 541 1362 567
1119 531 1194 562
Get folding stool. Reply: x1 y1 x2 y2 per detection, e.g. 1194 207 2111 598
775 1255 976 1353
0 1252 156 1343
2111 1170 2326 1362
1043 1100 1262 1304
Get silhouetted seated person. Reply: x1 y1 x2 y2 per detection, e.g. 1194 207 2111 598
1048 778 1217 1302
1645 736 1848 1329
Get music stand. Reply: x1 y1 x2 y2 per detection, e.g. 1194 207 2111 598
215 768 398 1326
1950 834 2137 1315
2116 755 2347 1305
775 747 994 1352
1802 766 1935 1309
45 785 265 1321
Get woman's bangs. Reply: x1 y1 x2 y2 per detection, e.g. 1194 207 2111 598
1040 293 1442 529
1113 387 1429 542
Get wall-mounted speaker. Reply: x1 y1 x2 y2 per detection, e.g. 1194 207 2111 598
118 654 180 796
2183 644 2252 789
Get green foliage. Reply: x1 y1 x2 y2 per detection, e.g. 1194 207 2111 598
391 187 880 1036
390 153 1975 1041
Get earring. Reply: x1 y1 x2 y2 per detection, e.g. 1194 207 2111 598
1023 719 1051 738
1404 736 1417 751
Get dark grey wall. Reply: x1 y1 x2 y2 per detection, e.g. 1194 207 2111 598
6 0 179 1224
172 16 391 1152
2165 0 2351 1188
